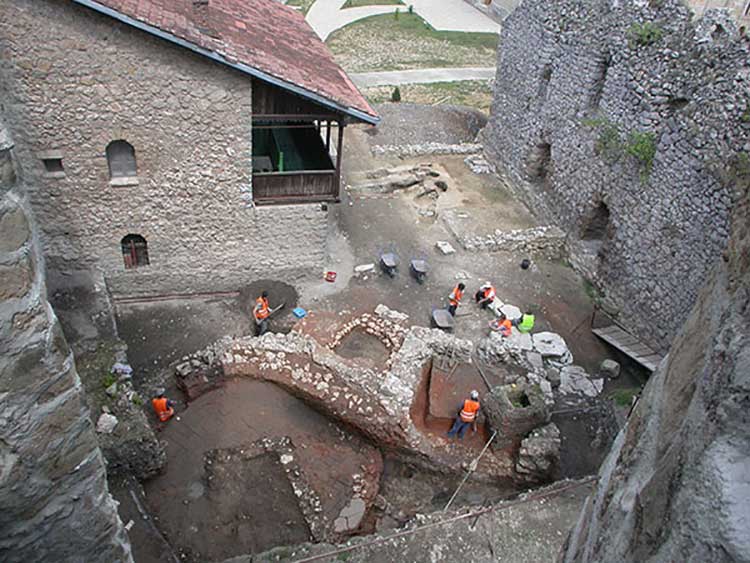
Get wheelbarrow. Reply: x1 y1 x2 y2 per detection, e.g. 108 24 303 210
431 308 455 332
410 259 428 284
380 251 399 278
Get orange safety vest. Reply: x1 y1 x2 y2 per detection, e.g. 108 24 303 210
152 397 174 422
449 286 464 306
460 399 480 422
483 286 496 300
493 318 512 336
254 296 270 321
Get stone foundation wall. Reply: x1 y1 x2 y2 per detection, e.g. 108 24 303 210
0 122 132 560
0 0 328 298
482 0 749 351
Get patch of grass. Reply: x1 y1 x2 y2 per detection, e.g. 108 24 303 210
625 131 657 179
361 80 494 113
582 279 600 301
628 22 663 48
343 0 402 6
610 388 639 407
285 0 315 16
336 552 352 561
103 372 117 389
583 118 656 179
327 13 498 73
131 394 143 407
741 108 750 123
584 117 622 162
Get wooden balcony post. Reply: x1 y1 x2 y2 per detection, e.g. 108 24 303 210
335 122 345 201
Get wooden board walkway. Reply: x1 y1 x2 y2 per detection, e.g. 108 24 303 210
592 324 664 372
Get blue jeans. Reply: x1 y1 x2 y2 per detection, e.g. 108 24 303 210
447 418 471 439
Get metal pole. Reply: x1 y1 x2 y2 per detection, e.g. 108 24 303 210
443 430 497 513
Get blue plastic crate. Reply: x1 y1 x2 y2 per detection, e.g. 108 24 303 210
292 307 307 319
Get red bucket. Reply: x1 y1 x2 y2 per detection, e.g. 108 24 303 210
325 271 337 283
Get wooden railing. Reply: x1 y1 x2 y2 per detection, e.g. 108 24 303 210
252 170 338 204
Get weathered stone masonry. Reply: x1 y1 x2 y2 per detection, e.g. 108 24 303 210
482 0 749 351
0 120 133 560
0 0 328 298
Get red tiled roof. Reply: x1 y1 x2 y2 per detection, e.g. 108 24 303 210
74 0 378 122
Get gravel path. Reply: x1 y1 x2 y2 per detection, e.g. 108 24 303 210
307 0 500 40
350 66 496 87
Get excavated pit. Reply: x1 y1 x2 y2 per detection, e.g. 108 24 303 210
141 378 383 563
335 327 390 369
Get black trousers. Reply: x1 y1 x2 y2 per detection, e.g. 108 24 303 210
255 318 268 336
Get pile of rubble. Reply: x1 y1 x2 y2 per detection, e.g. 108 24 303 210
464 153 496 174
88 344 166 480
349 163 443 194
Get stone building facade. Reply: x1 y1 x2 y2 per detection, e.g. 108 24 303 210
482 0 749 351
0 120 133 561
0 0 368 299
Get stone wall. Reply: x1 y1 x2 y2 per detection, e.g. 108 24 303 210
0 0 328 298
482 0 749 351
689 0 750 29
0 122 133 560
560 139 750 562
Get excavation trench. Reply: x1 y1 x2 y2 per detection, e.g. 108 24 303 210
139 360 518 562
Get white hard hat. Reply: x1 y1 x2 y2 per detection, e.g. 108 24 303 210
470 390 479 400
482 281 491 288
155 387 166 396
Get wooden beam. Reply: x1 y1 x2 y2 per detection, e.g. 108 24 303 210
335 122 345 200
253 113 341 122
325 120 331 151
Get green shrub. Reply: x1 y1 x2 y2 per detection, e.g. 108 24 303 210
625 131 657 178
131 393 143 407
611 388 639 407
408 4 413 14
628 22 663 47
394 7 399 19
595 122 622 162
391 86 402 102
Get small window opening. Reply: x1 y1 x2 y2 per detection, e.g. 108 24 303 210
538 64 553 100
588 54 611 111
527 141 552 181
668 97 689 111
42 158 64 174
582 202 611 241
107 140 137 179
121 234 149 269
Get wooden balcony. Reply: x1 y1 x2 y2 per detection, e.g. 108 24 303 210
252 169 338 205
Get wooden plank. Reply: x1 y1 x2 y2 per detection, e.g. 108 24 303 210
592 324 663 372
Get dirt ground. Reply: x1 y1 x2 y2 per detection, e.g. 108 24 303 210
138 378 380 562
108 112 648 561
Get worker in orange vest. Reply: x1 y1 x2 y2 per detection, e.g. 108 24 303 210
447 282 465 317
151 388 175 423
254 290 271 336
475 281 496 309
447 390 480 439
490 312 512 337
